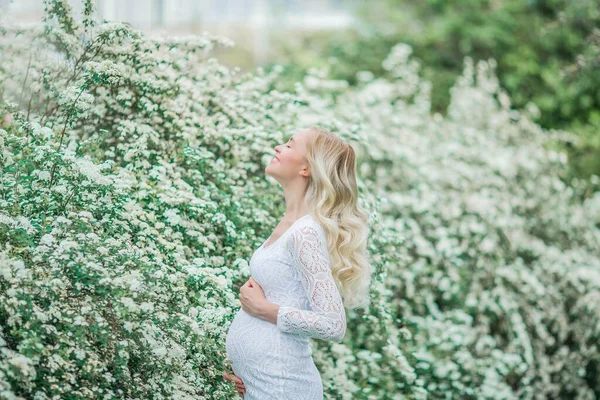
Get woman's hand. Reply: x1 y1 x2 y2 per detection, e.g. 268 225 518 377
239 277 267 318
223 371 246 398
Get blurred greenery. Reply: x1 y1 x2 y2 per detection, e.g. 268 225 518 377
266 0 600 190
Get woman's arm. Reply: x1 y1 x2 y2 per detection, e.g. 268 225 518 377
271 222 346 342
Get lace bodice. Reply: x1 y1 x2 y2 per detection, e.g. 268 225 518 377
225 213 346 399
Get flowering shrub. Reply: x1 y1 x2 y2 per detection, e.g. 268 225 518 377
1 1 599 399
304 45 600 399
0 2 399 399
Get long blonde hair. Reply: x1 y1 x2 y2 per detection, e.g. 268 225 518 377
304 127 372 310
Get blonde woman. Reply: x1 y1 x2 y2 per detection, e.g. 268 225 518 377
224 127 372 399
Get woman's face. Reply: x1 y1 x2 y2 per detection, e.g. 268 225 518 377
265 128 312 183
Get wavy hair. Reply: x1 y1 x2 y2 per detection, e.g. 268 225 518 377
303 127 372 310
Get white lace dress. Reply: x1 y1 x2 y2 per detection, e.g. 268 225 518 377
225 214 347 400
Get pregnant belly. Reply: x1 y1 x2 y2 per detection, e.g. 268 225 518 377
225 308 312 371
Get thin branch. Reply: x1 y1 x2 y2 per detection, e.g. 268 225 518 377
49 85 88 186
18 50 33 106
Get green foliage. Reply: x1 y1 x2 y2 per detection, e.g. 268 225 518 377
269 0 600 184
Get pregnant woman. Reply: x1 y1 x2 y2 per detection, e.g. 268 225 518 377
224 126 372 399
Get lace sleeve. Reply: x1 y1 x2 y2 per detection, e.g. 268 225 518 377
276 222 347 342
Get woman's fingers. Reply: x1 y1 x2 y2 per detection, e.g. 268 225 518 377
224 372 235 383
230 374 244 385
224 371 242 383
224 371 245 395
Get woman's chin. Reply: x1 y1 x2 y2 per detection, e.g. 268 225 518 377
264 167 280 180
265 162 277 173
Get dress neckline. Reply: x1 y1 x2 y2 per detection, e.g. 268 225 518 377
261 214 311 250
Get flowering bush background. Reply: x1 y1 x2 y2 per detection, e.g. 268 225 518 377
270 0 600 186
0 1 599 399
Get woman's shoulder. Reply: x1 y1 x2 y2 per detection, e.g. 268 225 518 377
285 215 328 250
284 216 331 266
294 214 326 235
